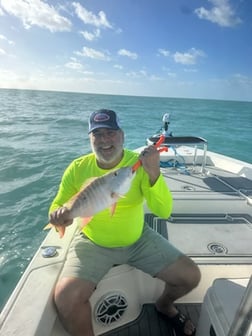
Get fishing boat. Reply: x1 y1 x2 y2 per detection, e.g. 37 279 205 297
0 114 251 336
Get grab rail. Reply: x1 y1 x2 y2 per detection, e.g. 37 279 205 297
148 136 208 172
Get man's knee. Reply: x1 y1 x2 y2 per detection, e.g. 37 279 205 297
157 255 201 290
185 258 201 289
175 255 201 289
54 277 95 315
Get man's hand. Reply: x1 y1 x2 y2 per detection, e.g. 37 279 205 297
49 206 73 227
140 145 160 185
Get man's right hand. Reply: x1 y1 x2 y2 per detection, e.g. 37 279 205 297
49 206 73 227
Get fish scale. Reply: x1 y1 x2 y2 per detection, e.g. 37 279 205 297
44 166 135 237
70 174 116 218
68 167 134 219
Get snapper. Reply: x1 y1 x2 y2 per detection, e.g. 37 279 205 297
44 166 135 237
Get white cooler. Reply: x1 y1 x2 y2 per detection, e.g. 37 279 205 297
196 278 249 336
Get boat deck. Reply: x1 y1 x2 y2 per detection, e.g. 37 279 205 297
101 304 201 336
0 152 251 336
101 303 201 336
154 164 252 262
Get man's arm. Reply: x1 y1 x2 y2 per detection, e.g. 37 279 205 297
139 145 160 186
48 162 78 225
140 145 173 218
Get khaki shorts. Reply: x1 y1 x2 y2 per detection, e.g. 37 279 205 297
60 224 183 284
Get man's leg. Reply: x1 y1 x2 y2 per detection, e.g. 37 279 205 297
155 255 201 335
54 277 96 336
53 232 118 335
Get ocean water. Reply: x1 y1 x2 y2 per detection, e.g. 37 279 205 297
0 88 251 309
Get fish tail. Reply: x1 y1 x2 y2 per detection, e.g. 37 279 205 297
43 223 65 238
79 216 93 230
43 223 53 230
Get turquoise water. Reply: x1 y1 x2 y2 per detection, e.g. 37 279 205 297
0 88 251 309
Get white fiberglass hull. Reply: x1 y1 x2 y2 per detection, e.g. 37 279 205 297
0 146 251 336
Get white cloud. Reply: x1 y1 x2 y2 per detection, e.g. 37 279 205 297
125 70 163 82
167 72 177 78
195 0 241 27
158 48 204 66
173 48 205 65
80 29 100 41
161 67 177 78
184 68 198 73
0 48 6 55
114 64 123 70
73 2 112 29
0 0 72 32
118 49 138 60
126 71 143 78
0 34 14 45
149 75 163 81
126 70 149 78
65 61 83 70
0 68 16 79
231 73 252 86
158 49 170 57
75 46 110 61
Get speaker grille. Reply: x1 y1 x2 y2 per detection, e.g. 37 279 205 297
95 292 128 325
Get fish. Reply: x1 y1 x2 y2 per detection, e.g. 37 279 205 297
44 166 135 237
45 135 167 238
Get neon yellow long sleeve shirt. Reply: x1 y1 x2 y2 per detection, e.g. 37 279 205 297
49 149 173 247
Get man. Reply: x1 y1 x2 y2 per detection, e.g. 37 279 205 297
49 109 200 336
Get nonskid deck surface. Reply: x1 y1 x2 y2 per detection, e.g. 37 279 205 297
161 165 252 197
101 303 201 336
145 212 252 258
101 304 173 336
154 165 252 259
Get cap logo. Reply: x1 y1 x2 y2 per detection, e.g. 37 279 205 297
94 113 110 122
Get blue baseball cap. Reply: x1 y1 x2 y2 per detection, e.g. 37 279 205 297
88 109 121 134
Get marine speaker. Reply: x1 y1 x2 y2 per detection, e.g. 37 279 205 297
94 292 128 325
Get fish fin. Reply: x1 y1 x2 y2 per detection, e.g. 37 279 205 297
79 216 93 229
111 191 126 199
43 223 65 238
64 177 97 209
80 177 98 189
110 203 117 216
56 226 66 238
111 192 126 201
64 177 98 208
43 223 53 230
109 192 126 216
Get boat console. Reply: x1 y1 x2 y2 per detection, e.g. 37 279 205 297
147 114 208 172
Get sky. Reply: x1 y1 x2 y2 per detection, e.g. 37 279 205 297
0 0 252 101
